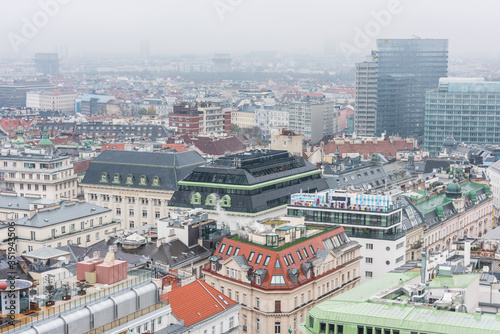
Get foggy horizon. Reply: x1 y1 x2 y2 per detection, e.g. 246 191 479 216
1 0 499 60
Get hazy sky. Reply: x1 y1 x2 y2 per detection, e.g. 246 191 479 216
0 0 499 59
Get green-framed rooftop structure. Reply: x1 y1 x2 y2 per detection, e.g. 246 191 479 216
168 150 328 215
301 272 500 334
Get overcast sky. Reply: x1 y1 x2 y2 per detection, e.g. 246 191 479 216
0 0 498 59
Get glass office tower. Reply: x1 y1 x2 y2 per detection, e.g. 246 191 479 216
375 39 448 139
424 78 500 156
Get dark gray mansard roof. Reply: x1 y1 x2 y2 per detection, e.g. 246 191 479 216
182 150 319 186
81 150 206 191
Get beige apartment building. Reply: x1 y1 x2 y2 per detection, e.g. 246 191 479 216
270 128 304 157
0 200 118 255
203 218 361 334
0 152 78 199
231 109 255 129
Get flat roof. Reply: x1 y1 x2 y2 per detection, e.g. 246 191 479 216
332 272 420 303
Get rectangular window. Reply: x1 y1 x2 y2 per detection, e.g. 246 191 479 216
256 318 260 331
396 242 404 249
396 256 404 263
255 253 263 265
255 297 260 309
296 249 303 261
365 271 373 278
283 255 290 266
219 243 226 254
263 255 271 267
142 210 147 218
275 321 281 334
303 247 309 258
288 253 295 264
366 257 373 264
366 243 374 250
248 251 255 262
226 245 233 256
309 245 315 255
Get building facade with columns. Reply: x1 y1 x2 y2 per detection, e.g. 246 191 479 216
80 150 205 229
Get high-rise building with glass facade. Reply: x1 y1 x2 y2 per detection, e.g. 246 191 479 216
374 39 448 139
424 78 500 156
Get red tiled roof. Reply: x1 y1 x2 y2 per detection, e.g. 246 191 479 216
0 118 31 133
192 136 246 157
73 159 92 175
168 279 237 326
324 138 418 159
208 227 347 290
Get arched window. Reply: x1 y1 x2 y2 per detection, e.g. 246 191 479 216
139 175 148 186
151 176 160 186
112 173 121 183
205 194 216 206
100 172 108 183
221 195 231 208
126 174 134 185
191 192 201 205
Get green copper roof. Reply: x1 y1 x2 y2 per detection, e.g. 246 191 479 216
415 193 452 215
303 272 500 334
446 181 462 194
429 274 478 289
332 272 420 303
305 300 500 334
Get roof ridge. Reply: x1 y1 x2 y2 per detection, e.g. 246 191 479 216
196 279 227 310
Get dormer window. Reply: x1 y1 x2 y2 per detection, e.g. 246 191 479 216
221 195 231 208
191 192 201 205
139 175 148 185
112 173 121 183
255 276 261 285
100 172 108 183
126 174 134 185
206 194 216 206
151 176 160 186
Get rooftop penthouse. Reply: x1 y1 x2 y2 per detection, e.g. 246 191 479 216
288 190 404 241
205 217 359 290
169 149 328 216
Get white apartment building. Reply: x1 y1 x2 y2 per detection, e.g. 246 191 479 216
0 151 78 199
26 89 77 113
0 200 119 255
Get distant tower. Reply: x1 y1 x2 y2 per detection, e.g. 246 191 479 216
212 54 232 73
34 53 59 75
140 39 150 59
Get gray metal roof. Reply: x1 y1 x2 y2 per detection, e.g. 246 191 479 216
15 201 111 228
24 246 69 260
482 226 500 240
0 195 38 210
82 150 206 191
233 255 251 269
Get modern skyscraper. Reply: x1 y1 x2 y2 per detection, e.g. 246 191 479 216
354 57 377 136
34 53 60 75
356 39 448 139
424 78 500 156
